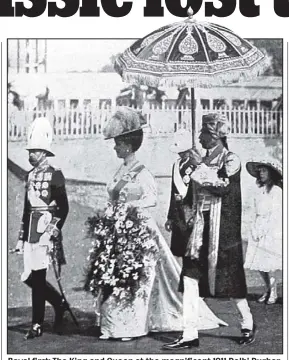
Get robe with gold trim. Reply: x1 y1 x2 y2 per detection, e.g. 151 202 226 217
182 146 247 298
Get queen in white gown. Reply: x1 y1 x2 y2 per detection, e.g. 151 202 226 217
98 107 227 340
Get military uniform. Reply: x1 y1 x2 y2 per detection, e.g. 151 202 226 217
16 117 69 339
167 156 195 257
18 159 69 335
166 130 202 259
19 161 68 277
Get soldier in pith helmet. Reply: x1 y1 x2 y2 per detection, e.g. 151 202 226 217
14 117 69 339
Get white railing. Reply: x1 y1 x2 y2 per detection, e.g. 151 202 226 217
201 105 283 137
8 102 282 142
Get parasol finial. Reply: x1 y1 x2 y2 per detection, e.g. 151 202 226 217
187 7 194 19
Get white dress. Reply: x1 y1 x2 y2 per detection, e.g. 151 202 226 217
100 157 227 338
244 185 282 272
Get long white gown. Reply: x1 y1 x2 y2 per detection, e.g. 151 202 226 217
244 185 282 272
100 156 227 338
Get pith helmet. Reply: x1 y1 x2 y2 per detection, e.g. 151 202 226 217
26 117 54 156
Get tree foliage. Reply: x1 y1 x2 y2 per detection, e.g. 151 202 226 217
249 39 283 76
99 53 121 73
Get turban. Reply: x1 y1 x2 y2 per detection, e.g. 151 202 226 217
201 113 230 139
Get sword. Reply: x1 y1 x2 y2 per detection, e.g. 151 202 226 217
49 247 80 330
10 240 80 329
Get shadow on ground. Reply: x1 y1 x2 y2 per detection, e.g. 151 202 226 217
8 306 99 337
7 297 283 355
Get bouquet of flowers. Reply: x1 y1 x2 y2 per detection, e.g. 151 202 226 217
84 202 159 304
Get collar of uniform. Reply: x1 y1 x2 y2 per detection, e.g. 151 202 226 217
33 158 49 173
207 144 219 156
203 144 225 166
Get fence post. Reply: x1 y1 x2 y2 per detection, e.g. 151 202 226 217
248 105 253 135
261 106 265 136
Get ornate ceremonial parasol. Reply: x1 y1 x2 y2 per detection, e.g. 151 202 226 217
115 10 270 144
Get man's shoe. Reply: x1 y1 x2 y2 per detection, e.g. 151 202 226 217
162 338 199 350
53 300 69 334
257 292 269 303
239 324 257 345
24 324 43 340
163 335 183 346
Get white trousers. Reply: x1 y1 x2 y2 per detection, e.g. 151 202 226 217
21 242 50 282
182 276 253 341
183 276 199 340
233 298 253 330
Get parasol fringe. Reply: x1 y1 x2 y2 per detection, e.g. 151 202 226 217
119 56 271 89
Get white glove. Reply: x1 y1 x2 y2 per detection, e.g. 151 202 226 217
15 240 24 254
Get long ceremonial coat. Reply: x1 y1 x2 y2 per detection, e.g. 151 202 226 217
182 149 247 299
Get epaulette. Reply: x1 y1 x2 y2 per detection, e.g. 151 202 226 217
46 165 62 173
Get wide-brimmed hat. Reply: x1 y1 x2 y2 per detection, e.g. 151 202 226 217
169 129 193 153
26 117 54 156
103 107 147 140
246 158 282 179
201 113 230 139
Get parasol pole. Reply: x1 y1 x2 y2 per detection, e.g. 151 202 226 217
190 87 196 147
187 8 196 148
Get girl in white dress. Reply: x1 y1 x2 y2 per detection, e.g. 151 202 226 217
244 159 282 304
94 107 227 341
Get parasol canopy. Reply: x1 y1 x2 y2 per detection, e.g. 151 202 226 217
115 14 269 89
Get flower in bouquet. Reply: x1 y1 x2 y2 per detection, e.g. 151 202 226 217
104 203 115 217
84 203 159 304
125 220 134 229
